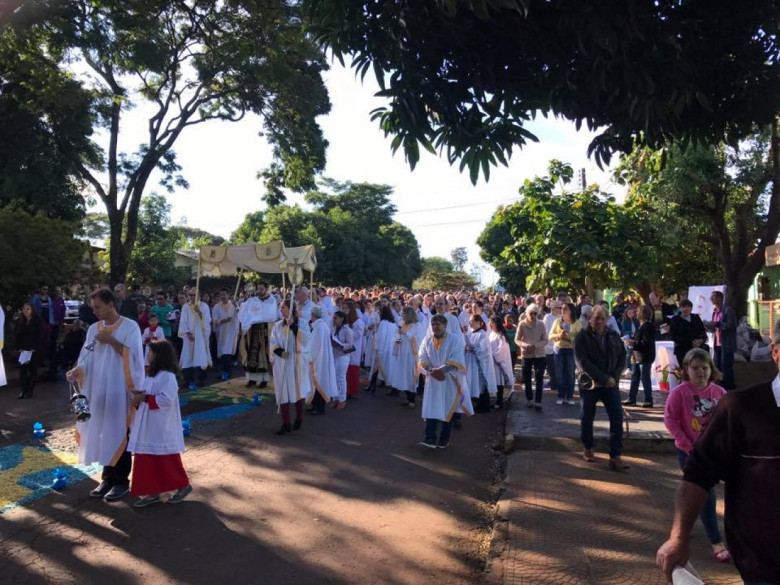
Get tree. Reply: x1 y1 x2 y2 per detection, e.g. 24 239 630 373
0 209 85 309
5 0 330 285
0 21 97 221
230 211 266 245
304 0 779 181
170 225 225 250
412 270 476 291
616 124 779 316
476 208 529 293
450 247 467 272
421 256 454 273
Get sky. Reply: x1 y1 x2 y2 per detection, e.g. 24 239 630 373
102 61 625 286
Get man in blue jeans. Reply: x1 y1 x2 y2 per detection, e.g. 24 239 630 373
574 306 630 471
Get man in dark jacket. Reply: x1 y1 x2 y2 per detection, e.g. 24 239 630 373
574 305 629 470
669 299 708 367
113 283 138 322
705 291 736 389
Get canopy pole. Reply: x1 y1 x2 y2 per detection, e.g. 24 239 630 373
233 268 243 300
310 270 314 301
195 249 202 297
282 271 286 291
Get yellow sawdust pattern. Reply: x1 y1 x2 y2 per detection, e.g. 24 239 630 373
0 448 78 508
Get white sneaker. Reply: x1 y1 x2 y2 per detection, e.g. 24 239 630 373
567 399 577 405
555 399 564 405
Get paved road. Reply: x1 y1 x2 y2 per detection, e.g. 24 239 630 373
0 385 506 585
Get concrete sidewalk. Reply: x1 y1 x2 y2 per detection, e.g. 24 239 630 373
489 381 741 585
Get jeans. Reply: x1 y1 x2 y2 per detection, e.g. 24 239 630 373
334 354 349 402
714 346 735 390
580 387 623 458
424 419 452 446
628 362 653 404
553 347 575 400
545 353 557 389
676 449 723 545
523 357 546 403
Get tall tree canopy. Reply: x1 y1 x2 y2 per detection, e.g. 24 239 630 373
304 0 779 181
231 181 422 287
2 0 330 284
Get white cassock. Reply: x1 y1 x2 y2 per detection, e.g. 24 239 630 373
419 332 474 422
387 322 427 392
429 312 465 342
128 371 185 455
464 329 498 397
75 317 145 466
392 309 403 326
179 302 212 369
416 309 430 332
489 331 516 388
297 299 316 325
349 317 365 369
319 296 335 323
362 311 379 369
307 318 338 402
0 305 6 387
212 301 239 358
372 320 398 382
142 326 166 362
458 310 470 331
269 318 311 405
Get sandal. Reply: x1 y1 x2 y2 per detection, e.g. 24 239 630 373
713 549 732 563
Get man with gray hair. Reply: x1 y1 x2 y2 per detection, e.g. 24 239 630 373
657 327 780 584
574 305 629 470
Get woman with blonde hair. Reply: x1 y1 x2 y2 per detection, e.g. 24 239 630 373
663 348 731 564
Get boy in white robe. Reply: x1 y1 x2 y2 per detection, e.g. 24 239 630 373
178 289 212 390
307 306 338 414
270 301 311 433
418 315 473 449
212 288 239 381
67 288 145 502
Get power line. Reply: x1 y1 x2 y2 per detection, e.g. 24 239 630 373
406 218 492 228
393 197 518 215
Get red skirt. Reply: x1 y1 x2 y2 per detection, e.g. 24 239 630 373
347 365 361 396
131 453 189 496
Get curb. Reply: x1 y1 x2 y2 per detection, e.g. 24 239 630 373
502 433 675 455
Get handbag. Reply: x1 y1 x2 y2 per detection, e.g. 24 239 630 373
632 350 644 364
577 371 594 391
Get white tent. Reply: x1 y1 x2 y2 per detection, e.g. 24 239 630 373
195 241 317 295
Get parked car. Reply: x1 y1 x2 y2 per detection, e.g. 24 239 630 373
64 299 81 323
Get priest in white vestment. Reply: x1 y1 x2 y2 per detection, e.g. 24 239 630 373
306 306 337 414
67 288 145 501
269 301 311 433
295 286 316 325
212 288 239 381
418 314 473 449
238 281 279 387
179 289 212 390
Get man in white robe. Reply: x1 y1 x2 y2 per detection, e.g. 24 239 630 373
212 288 239 381
295 286 316 324
179 288 212 390
238 281 279 388
66 288 145 501
418 315 473 449
307 306 338 414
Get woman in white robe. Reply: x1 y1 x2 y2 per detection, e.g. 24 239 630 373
307 307 338 414
387 307 427 407
269 301 311 433
361 301 378 370
464 315 497 413
178 291 211 390
366 305 398 392
489 316 515 409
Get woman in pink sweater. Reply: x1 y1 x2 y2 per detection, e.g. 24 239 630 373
663 348 731 563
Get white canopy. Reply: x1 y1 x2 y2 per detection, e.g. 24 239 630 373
197 241 317 278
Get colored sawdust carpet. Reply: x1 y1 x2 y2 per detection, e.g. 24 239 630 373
179 377 275 423
0 445 101 514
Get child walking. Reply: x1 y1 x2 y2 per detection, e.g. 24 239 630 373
142 314 166 367
128 339 192 507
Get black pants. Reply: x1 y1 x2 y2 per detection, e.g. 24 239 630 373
183 367 207 385
220 354 232 375
19 362 37 396
417 373 425 396
404 390 416 405
311 390 326 413
523 357 546 403
101 447 132 487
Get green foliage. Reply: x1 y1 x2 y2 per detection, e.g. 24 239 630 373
421 256 455 273
4 0 331 283
170 226 225 250
304 0 779 182
0 209 85 309
412 271 476 291
231 181 422 287
450 247 468 272
125 193 188 285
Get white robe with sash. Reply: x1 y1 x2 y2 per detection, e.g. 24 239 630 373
348 318 365 367
212 301 239 358
307 318 338 402
372 320 398 382
387 322 426 392
75 317 145 466
269 318 311 405
419 332 474 421
489 331 515 388
465 329 498 397
178 301 211 369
